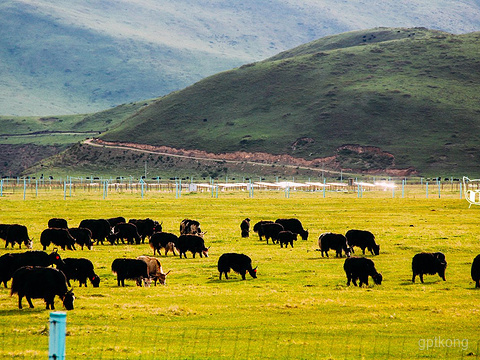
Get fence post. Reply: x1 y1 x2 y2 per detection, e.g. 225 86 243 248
49 312 67 360
23 178 26 200
426 182 429 198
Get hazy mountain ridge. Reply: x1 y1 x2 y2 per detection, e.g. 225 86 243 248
2 0 480 115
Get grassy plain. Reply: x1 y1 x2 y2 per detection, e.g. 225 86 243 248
0 187 478 359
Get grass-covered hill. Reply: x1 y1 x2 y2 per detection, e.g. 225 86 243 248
2 0 480 116
0 100 154 176
98 28 480 176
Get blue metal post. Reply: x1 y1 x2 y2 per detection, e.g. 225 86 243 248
0 179 3 197
323 178 326 198
141 179 144 199
438 180 441 198
36 180 38 197
23 178 26 200
49 312 67 360
63 180 67 200
460 182 463 199
426 182 429 198
402 180 405 198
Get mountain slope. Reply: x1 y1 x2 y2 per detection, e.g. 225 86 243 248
2 0 480 116
99 28 480 175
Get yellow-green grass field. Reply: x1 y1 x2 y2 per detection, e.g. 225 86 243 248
0 188 478 359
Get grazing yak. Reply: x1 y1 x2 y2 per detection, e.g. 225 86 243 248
68 227 93 250
261 223 284 244
412 252 447 283
108 222 141 245
149 232 178 256
10 266 75 310
278 231 297 248
111 258 149 287
345 229 380 256
318 232 351 258
253 220 274 241
176 235 209 258
57 258 100 287
180 219 203 236
48 218 68 229
79 219 111 245
344 257 383 287
137 256 170 286
0 224 11 241
275 218 309 240
471 254 480 288
218 253 257 280
40 228 76 250
107 216 126 228
4 224 32 249
0 250 65 288
128 218 160 243
240 218 250 237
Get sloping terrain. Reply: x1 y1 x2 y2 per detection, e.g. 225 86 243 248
2 0 480 115
96 28 480 176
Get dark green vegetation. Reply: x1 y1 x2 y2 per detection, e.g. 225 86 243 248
3 28 480 178
3 1 480 116
0 191 478 359
0 100 154 176
101 28 480 176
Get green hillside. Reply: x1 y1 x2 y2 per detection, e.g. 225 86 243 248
0 100 153 176
100 28 480 176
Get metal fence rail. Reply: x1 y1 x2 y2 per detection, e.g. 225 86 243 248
0 322 477 359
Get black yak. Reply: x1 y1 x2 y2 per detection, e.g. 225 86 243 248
319 232 351 258
111 258 149 287
471 254 480 288
344 257 383 287
176 235 209 258
10 266 74 310
48 218 68 229
278 230 297 248
0 250 65 288
412 252 447 283
261 223 284 244
149 232 178 256
253 220 274 241
275 218 309 240
240 218 250 237
345 229 380 255
79 219 111 245
40 228 76 250
68 227 93 250
5 224 32 249
218 253 257 280
57 258 100 287
108 222 141 245
128 218 159 242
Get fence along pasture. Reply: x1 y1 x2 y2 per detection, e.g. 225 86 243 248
0 176 466 200
0 320 477 359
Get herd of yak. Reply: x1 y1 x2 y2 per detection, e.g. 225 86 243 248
0 216 480 311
